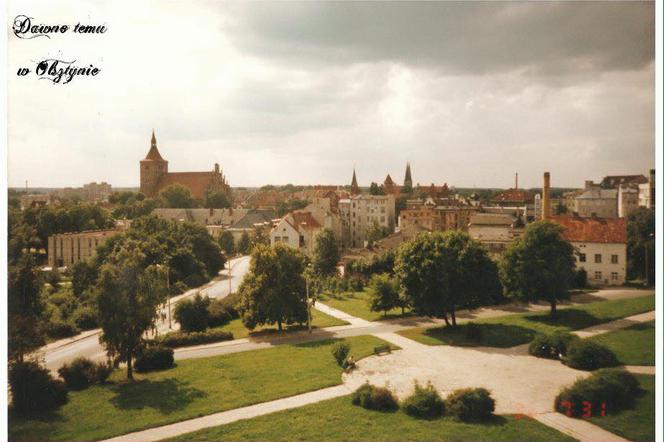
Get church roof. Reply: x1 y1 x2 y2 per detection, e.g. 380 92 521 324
144 130 166 161
384 174 394 185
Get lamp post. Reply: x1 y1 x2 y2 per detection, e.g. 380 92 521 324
157 264 171 329
228 259 232 295
305 264 313 334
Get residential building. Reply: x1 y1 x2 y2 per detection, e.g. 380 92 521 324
48 229 120 267
341 194 396 248
140 130 231 201
549 215 627 286
574 189 618 218
468 213 524 255
638 169 655 210
599 174 648 189
399 205 476 232
617 184 639 218
270 211 322 254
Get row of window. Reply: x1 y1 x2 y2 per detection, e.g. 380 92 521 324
594 271 620 281
578 253 619 264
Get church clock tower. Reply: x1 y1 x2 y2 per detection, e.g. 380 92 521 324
140 130 168 197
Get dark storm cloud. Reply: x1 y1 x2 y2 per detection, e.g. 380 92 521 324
226 2 654 76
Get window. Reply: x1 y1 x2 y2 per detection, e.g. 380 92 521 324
579 253 586 263
594 254 602 264
594 271 602 280
611 255 618 264
611 272 618 281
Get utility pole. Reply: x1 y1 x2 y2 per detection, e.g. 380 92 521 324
228 259 232 294
167 268 171 329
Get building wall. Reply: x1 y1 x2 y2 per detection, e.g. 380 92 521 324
617 186 639 218
47 229 119 267
270 219 302 250
572 242 626 286
347 194 395 248
575 197 617 218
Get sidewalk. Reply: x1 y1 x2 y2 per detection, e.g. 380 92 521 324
535 412 630 442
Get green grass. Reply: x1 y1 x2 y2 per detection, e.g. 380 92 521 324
212 309 348 339
589 374 654 442
166 395 576 442
398 295 654 348
9 335 395 442
589 321 654 366
318 290 413 321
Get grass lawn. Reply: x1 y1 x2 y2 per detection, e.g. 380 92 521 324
398 294 654 348
317 290 413 321
167 395 576 442
589 374 654 442
9 335 396 442
212 309 348 340
589 321 654 366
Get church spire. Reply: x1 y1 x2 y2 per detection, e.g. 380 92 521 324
351 168 359 195
403 162 413 191
144 129 165 161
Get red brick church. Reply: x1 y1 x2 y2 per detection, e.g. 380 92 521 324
140 130 232 200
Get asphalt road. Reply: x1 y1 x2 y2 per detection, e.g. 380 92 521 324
41 255 251 373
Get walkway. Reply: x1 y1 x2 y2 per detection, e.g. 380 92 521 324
96 289 654 442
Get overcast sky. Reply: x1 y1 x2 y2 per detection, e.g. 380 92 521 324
7 1 655 189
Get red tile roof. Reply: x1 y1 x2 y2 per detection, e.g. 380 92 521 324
492 189 534 204
291 211 321 231
549 216 626 244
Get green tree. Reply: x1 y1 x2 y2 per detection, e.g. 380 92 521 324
313 229 340 276
252 227 270 250
395 231 500 326
158 184 197 208
367 221 390 246
367 273 399 317
238 244 307 331
218 230 235 256
499 221 575 317
369 182 385 196
237 231 251 255
95 242 168 380
205 191 231 209
8 253 45 362
174 293 211 332
71 260 98 297
626 207 655 285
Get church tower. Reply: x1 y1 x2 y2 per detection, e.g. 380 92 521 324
350 168 359 195
403 162 413 191
140 130 168 197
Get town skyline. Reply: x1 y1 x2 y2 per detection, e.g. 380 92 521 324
7 1 655 189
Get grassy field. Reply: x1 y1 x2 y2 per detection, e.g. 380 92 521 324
213 309 348 339
317 290 413 321
589 320 655 366
167 395 576 442
398 295 654 348
9 335 395 442
589 374 654 442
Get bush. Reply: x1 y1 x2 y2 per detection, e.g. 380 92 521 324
46 318 79 339
71 305 98 330
529 331 579 360
555 368 640 417
465 322 483 342
45 268 61 287
134 345 175 372
153 329 234 348
574 268 588 288
57 357 112 390
174 294 211 332
445 388 495 421
207 299 234 327
351 382 399 411
331 342 350 366
565 340 619 371
402 381 445 418
9 361 68 414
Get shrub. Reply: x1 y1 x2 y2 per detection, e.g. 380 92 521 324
46 318 79 339
555 368 640 417
331 342 350 366
565 340 619 371
446 388 495 421
529 331 579 360
402 381 445 418
45 268 61 287
134 345 175 372
465 322 483 342
351 382 399 411
207 299 234 327
9 361 68 414
174 294 211 332
153 329 234 348
71 305 98 330
57 357 112 390
574 268 588 288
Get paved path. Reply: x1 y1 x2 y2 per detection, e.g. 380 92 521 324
625 365 656 375
534 412 630 442
100 385 351 442
573 311 654 338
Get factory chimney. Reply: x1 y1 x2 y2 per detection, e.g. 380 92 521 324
515 173 519 189
542 172 551 220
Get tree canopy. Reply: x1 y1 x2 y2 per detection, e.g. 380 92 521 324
312 229 340 276
395 231 501 326
205 191 231 209
367 273 402 317
626 207 655 285
499 221 576 316
158 184 197 208
218 230 236 256
238 243 307 331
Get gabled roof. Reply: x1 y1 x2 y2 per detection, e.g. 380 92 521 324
549 215 626 244
291 211 321 231
600 175 647 189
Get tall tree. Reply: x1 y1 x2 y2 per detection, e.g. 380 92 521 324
367 273 400 317
395 231 500 326
626 207 655 285
238 244 307 332
499 221 575 317
369 182 385 195
312 229 340 276
252 227 270 250
237 231 251 255
159 184 197 208
218 230 236 256
8 252 45 362
96 242 168 380
205 191 231 209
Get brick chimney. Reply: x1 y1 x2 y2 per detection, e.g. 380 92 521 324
542 172 551 220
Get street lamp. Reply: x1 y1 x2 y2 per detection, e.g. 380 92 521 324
156 264 171 329
228 259 232 295
305 264 313 334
